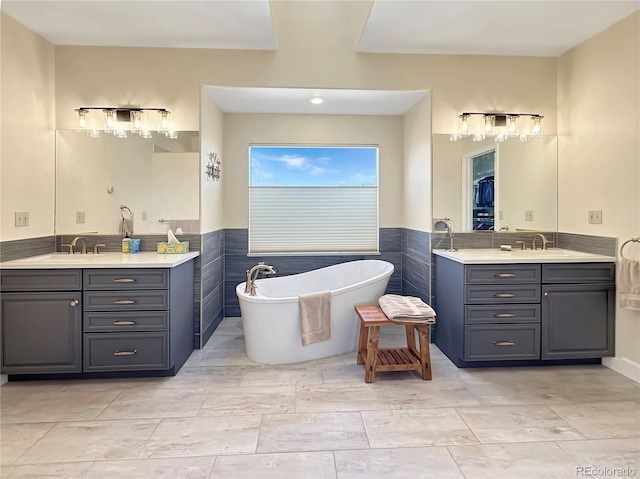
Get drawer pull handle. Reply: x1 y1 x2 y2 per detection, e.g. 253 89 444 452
493 313 515 318
69 300 78 307
493 341 515 346
496 273 515 277
114 278 136 283
494 293 515 298
113 350 137 356
114 300 136 305
113 320 136 325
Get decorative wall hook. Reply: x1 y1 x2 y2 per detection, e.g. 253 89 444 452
206 151 221 181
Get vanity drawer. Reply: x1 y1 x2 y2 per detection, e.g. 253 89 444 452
542 263 615 284
1 270 82 292
84 311 169 332
83 291 169 311
465 264 541 285
83 332 169 371
464 324 541 361
83 269 168 290
465 285 541 304
465 304 540 324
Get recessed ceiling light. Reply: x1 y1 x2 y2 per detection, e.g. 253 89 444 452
308 96 325 105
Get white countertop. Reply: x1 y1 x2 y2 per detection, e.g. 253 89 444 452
0 251 200 269
433 248 616 264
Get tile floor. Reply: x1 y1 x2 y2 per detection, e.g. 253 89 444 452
1 317 639 478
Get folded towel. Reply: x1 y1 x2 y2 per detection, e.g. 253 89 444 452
119 218 134 236
378 294 436 324
618 259 640 311
299 291 331 346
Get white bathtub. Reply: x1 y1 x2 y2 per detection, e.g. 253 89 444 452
236 260 394 364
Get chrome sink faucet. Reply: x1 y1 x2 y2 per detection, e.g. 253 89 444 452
70 236 87 254
245 262 277 296
531 233 552 250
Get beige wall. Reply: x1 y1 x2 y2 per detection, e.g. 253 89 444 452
222 113 403 229
403 95 432 232
558 12 640 377
1 12 55 241
200 88 224 233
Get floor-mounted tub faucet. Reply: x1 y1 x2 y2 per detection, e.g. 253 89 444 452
245 262 277 296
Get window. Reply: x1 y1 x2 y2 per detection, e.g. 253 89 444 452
249 145 379 254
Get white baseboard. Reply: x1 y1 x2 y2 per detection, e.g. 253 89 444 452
602 356 640 383
0 374 7 386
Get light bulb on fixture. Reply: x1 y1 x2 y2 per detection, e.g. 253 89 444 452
450 112 543 142
458 114 470 135
483 115 495 136
158 110 171 132
309 96 325 105
103 109 116 133
130 110 143 134
531 115 543 137
507 115 519 136
75 109 89 132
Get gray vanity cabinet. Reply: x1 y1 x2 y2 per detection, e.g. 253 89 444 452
0 270 83 374
434 256 615 367
541 264 615 359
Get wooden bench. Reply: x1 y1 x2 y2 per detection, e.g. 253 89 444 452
355 304 432 383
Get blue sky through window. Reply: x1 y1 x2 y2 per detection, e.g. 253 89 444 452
250 146 378 186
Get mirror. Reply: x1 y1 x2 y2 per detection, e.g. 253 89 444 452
432 135 557 232
56 130 200 234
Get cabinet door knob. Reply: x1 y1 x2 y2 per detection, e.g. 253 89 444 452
69 300 78 307
544 292 549 297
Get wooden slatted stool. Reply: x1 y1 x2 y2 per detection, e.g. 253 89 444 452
355 304 432 383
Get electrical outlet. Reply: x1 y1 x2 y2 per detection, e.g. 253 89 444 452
588 210 603 224
14 211 29 227
76 211 85 224
499 211 504 220
525 210 534 221
141 211 147 221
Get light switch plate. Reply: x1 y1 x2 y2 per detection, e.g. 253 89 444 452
14 212 29 227
525 210 533 221
588 210 603 224
76 211 85 224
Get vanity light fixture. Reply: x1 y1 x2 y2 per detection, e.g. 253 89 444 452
451 112 544 142
73 107 175 139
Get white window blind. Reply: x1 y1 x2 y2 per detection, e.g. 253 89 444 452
249 186 378 254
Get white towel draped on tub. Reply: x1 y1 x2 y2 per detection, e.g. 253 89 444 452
618 259 640 311
378 294 436 324
299 291 332 346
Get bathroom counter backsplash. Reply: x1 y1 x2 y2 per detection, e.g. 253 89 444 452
433 248 616 264
0 251 200 269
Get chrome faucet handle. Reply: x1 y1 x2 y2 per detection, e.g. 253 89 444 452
93 243 106 254
515 241 526 250
61 244 74 254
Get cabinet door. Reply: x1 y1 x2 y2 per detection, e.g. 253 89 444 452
541 284 614 359
1 292 82 374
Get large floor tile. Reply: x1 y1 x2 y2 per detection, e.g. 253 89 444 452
295 384 390 413
461 380 572 406
241 364 323 386
1 391 120 424
380 377 481 409
199 385 296 415
548 401 640 439
447 442 580 479
210 451 336 479
14 420 159 464
557 438 640 471
334 446 465 478
0 423 56 465
96 388 207 420
160 365 246 388
361 408 479 448
82 456 215 479
191 348 258 366
138 415 261 458
455 405 584 443
0 462 93 479
257 412 369 453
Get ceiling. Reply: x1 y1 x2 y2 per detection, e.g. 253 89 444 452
1 0 637 56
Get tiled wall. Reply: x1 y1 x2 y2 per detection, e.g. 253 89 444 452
199 230 224 346
223 228 402 317
401 229 431 302
0 236 55 262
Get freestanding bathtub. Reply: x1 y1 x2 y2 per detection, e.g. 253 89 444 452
236 260 394 364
